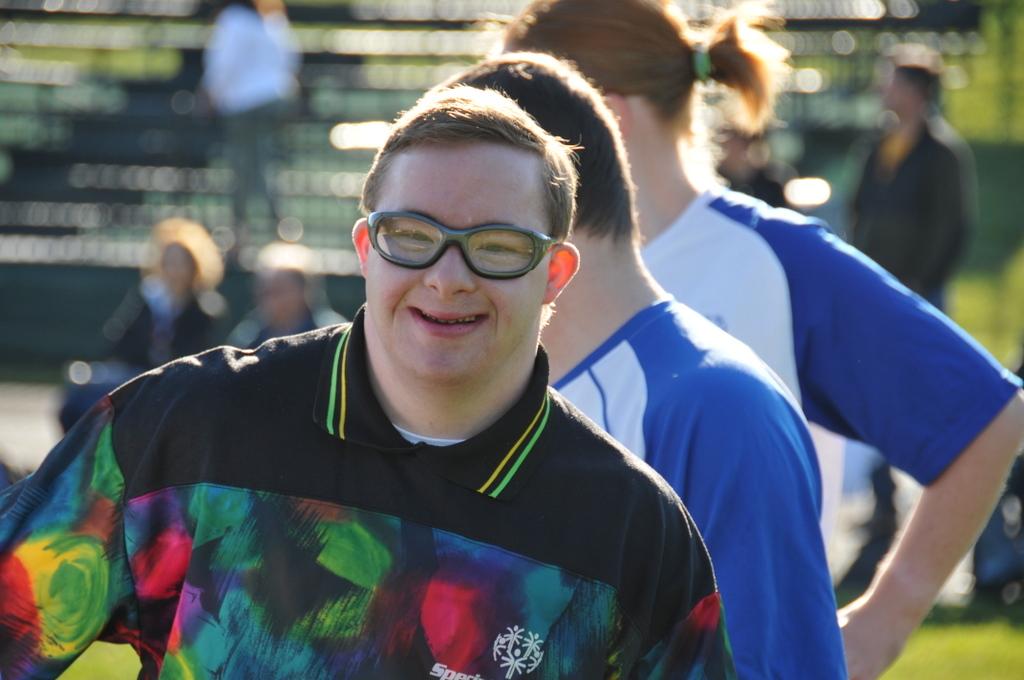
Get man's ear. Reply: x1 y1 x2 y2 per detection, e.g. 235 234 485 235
602 92 631 138
542 242 580 305
352 218 371 277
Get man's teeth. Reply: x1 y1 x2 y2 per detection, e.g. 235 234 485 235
424 312 477 324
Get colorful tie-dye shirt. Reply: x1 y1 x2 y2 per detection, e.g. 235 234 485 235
0 311 734 679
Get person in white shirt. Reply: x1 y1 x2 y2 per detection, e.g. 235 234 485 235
201 0 300 250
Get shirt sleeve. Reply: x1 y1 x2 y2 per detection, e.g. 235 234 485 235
626 493 735 680
634 590 734 679
0 397 139 678
760 218 1021 484
201 14 249 99
643 366 847 679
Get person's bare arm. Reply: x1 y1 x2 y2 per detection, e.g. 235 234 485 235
839 389 1024 680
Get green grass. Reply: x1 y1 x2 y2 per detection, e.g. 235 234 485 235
884 594 1024 679
950 246 1024 365
886 621 1024 679
893 630 1024 677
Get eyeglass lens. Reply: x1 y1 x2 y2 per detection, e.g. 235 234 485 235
374 214 538 275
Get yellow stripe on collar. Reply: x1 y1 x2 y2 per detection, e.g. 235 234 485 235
477 394 549 496
325 329 351 439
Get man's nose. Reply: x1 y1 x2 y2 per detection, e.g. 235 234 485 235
422 243 477 294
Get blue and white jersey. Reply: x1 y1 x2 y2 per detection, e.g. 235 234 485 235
644 189 1021 538
555 300 847 680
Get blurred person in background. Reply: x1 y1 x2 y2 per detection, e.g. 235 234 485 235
103 219 224 370
200 0 300 255
58 218 225 432
717 126 795 209
227 241 346 348
848 46 978 583
448 52 846 679
503 1 1024 678
850 44 974 313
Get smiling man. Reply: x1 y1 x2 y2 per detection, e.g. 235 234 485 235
0 87 734 679
354 136 569 438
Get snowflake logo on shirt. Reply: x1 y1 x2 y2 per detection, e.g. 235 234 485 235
492 625 544 678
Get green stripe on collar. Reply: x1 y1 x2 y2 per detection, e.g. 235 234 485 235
325 329 350 438
482 394 551 499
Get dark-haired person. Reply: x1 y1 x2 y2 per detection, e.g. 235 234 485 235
851 44 973 312
504 1 1024 677
0 86 734 679
446 53 845 679
847 42 982 595
717 127 795 210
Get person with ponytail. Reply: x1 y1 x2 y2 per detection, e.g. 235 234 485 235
504 1 1024 678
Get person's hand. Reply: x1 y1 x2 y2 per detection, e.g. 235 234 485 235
838 590 920 680
841 394 1024 678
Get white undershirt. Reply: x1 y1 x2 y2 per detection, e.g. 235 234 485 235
392 424 464 447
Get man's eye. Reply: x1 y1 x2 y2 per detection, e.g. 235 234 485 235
392 229 433 241
480 243 520 253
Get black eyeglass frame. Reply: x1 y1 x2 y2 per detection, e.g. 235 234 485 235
366 211 558 280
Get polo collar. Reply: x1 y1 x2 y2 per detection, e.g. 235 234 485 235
313 307 553 501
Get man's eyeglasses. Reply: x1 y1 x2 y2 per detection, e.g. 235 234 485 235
367 211 557 279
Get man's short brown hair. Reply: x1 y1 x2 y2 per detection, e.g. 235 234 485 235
361 85 578 241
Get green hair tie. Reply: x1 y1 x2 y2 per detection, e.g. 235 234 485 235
693 46 712 83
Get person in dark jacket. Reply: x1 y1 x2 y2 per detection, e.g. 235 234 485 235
59 218 225 432
850 44 976 312
847 44 979 595
717 127 795 210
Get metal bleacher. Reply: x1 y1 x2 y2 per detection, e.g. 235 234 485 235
0 1 489 270
0 0 987 367
0 0 986 264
